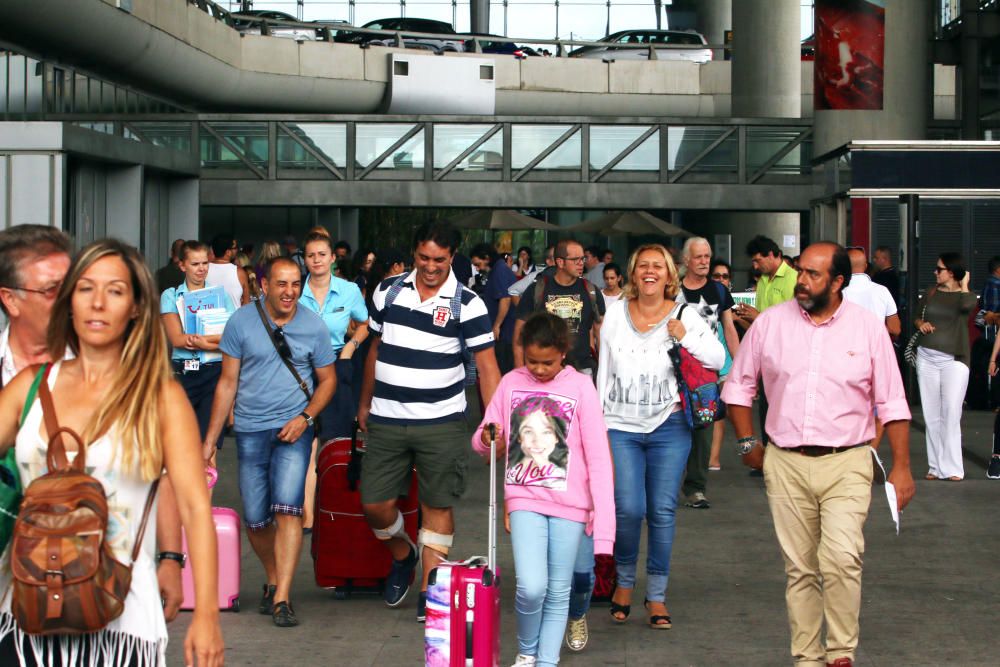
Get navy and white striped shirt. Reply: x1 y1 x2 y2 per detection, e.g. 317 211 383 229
369 270 494 425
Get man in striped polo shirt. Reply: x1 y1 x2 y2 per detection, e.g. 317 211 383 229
358 222 501 622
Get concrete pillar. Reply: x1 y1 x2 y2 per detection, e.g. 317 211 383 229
813 0 930 155
470 0 489 34
318 207 359 250
0 152 64 230
732 0 801 117
105 165 143 248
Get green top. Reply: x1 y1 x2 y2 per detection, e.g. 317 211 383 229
755 262 798 312
918 289 979 367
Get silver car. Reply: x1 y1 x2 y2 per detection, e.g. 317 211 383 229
571 29 712 63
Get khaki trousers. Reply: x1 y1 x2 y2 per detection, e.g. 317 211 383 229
763 445 873 666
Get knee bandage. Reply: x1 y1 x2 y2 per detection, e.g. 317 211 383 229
372 512 416 551
418 529 454 557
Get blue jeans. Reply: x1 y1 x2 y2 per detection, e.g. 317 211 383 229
510 511 586 667
568 533 594 620
610 411 691 602
235 426 314 531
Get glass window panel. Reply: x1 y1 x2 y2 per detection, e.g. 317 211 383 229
375 129 424 169
667 126 737 172
278 123 346 169
433 124 495 169
356 123 419 167
456 132 503 173
536 131 580 171
131 122 193 152
511 125 576 169
590 126 658 171
746 127 811 174
200 122 269 169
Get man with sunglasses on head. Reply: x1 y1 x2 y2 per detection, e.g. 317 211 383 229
0 224 189 624
203 256 336 628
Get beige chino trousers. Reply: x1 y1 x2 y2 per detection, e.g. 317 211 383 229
763 445 873 666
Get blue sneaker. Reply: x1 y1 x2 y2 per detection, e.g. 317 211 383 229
384 545 418 607
416 591 427 623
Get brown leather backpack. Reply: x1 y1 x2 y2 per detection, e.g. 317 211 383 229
9 366 158 635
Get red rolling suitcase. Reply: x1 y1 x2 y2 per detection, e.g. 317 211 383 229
424 426 501 667
311 423 419 596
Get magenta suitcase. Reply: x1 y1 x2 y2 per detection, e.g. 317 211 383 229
425 427 501 667
181 469 242 612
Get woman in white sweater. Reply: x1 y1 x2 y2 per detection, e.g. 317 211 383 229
596 244 725 630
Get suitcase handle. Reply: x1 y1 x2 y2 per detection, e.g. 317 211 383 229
347 419 362 491
487 423 497 574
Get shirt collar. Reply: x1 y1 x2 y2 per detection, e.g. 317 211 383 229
398 269 458 299
772 261 792 281
303 274 344 300
795 296 849 327
850 272 872 284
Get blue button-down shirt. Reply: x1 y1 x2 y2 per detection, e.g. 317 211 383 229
298 275 368 352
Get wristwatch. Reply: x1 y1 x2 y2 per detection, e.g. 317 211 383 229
157 551 187 568
736 436 759 456
300 411 315 426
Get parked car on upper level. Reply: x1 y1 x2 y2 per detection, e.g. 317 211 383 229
570 29 712 63
312 19 353 41
334 17 465 53
232 10 316 42
461 33 539 58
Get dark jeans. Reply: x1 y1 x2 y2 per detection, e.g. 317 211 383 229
318 359 356 441
174 360 224 449
682 424 712 496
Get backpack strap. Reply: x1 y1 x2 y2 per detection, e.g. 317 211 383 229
532 273 549 311
382 273 409 312
37 367 85 473
20 363 50 427
129 478 161 564
581 278 603 324
254 299 311 404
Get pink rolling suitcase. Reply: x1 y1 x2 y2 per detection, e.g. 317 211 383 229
181 468 242 612
424 426 501 667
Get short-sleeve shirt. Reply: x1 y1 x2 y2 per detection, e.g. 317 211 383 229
676 279 736 377
755 262 798 312
841 273 897 320
516 276 606 370
219 304 337 431
160 282 238 363
369 270 494 425
298 275 368 353
484 259 518 343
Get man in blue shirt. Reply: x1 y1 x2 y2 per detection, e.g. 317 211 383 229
203 257 336 628
471 243 518 374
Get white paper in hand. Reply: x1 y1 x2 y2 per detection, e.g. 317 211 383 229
869 447 899 535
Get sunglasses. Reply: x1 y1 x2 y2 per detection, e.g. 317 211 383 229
274 326 292 361
934 266 948 273
711 272 730 280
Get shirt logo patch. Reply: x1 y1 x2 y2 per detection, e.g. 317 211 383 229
432 306 451 327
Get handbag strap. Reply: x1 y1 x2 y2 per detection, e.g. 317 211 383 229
254 299 312 403
35 364 159 564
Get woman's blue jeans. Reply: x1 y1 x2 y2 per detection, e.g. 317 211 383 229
610 411 691 603
510 511 586 666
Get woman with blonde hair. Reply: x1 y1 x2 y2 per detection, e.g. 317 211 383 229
254 240 283 289
235 251 261 301
0 239 224 666
596 243 724 629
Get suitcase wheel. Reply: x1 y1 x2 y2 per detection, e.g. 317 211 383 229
333 589 349 600
230 598 240 613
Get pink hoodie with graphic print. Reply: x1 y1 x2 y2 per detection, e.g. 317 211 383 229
473 366 615 555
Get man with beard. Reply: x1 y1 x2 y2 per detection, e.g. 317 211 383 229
721 243 915 667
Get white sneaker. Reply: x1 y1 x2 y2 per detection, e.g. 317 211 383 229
565 615 589 651
511 655 536 667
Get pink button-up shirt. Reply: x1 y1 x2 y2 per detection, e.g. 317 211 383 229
721 298 910 447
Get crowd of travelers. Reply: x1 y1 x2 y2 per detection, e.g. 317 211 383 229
1 216 995 667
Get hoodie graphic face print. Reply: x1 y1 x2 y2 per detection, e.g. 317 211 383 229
506 390 575 491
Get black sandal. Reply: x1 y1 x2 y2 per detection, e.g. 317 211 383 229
609 588 632 623
644 599 672 630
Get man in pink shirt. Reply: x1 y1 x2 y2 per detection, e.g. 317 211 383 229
721 242 916 667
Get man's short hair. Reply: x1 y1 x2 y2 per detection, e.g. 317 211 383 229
0 224 71 313
210 234 234 258
264 256 301 281
412 221 457 254
470 243 496 263
830 244 852 292
681 237 711 263
584 245 600 257
988 255 1000 275
180 240 209 261
555 239 582 260
874 245 892 257
334 240 352 255
745 235 781 259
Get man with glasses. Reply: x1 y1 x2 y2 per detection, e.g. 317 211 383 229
513 239 605 373
203 256 336 628
0 224 189 624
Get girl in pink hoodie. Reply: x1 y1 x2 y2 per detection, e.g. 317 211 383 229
474 312 615 667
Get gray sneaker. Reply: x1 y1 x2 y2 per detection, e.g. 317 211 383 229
685 492 711 509
988 456 1000 479
565 615 588 651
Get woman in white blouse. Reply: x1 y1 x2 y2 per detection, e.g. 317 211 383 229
596 244 724 630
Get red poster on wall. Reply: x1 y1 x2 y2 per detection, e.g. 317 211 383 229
814 0 885 110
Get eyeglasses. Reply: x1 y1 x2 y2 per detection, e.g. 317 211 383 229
273 326 292 360
1 282 62 299
934 266 948 273
559 256 586 263
711 273 730 280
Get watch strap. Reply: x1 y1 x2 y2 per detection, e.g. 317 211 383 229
157 551 186 568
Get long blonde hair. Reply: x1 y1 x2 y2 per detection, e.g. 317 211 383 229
622 243 680 301
256 240 282 267
47 239 171 482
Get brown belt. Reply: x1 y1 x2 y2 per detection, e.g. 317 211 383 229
786 443 868 457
